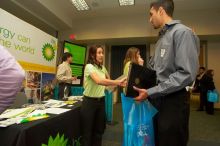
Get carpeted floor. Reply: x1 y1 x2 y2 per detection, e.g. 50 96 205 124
102 97 220 146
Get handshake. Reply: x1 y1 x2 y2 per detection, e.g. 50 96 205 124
118 77 127 87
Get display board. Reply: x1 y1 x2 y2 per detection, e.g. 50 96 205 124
64 42 86 65
63 41 87 86
0 8 57 102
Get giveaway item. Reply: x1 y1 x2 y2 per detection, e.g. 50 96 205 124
125 63 156 97
121 93 157 146
207 90 219 103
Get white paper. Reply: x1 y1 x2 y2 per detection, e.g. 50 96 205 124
43 99 67 108
27 110 46 117
0 117 22 127
43 99 63 103
45 108 71 115
68 96 83 101
0 108 33 119
72 79 81 84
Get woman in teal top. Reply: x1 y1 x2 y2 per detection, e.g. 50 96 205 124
81 45 126 146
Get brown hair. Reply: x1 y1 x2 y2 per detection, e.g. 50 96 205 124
206 69 214 77
62 52 72 62
87 45 103 68
123 47 140 66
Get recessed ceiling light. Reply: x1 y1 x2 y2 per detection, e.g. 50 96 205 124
119 0 135 6
71 0 89 11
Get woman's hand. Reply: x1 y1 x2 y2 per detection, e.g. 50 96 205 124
118 77 127 87
138 57 144 66
71 76 77 81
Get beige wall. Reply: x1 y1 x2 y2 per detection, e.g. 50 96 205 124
207 42 220 108
176 10 220 35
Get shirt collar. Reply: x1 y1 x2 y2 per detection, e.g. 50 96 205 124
166 20 181 26
159 20 181 36
63 61 70 66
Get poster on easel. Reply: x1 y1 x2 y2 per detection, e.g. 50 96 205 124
0 8 58 102
41 73 56 101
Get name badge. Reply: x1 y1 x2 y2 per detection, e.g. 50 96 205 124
161 49 166 57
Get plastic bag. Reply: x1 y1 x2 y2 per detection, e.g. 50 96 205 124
207 90 219 103
121 93 158 146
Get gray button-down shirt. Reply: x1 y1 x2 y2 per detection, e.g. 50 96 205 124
147 20 199 98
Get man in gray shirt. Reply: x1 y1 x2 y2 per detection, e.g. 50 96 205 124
134 0 199 146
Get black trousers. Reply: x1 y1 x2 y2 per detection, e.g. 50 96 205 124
150 89 190 146
58 83 71 100
201 91 214 114
80 96 106 146
199 90 206 110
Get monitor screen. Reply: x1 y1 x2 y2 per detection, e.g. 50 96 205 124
70 64 84 77
64 42 86 65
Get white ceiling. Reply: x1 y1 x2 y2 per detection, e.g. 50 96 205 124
38 0 220 21
1 0 220 39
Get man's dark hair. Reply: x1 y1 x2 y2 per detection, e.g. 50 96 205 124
62 52 72 62
199 67 205 70
150 0 174 17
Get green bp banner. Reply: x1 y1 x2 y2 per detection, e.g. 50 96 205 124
0 8 57 73
0 8 58 102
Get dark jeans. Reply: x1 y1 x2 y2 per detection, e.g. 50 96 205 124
58 83 71 100
80 96 106 146
150 89 190 146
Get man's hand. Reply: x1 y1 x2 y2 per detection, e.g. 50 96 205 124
71 76 77 81
133 86 149 101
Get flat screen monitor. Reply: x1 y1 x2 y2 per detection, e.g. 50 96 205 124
64 42 86 65
63 41 87 86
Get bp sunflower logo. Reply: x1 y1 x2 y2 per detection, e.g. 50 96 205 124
42 43 55 61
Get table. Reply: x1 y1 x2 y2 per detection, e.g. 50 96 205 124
0 102 81 146
55 86 114 123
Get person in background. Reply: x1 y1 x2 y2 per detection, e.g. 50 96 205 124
200 69 216 115
123 47 144 74
56 52 77 99
81 45 126 146
194 67 206 92
0 45 25 114
133 0 199 146
123 47 144 92
194 67 206 111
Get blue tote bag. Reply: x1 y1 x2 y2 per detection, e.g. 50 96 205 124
207 90 219 103
121 93 158 146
